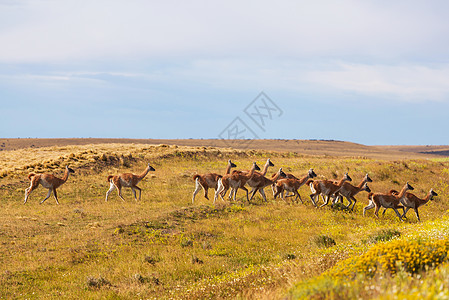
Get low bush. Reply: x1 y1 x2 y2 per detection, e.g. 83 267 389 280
314 235 336 248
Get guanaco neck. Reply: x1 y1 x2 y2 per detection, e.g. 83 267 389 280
397 184 409 198
137 165 151 180
225 161 233 175
61 167 71 182
270 169 283 183
356 178 368 190
420 192 433 205
298 173 311 185
245 163 257 179
335 176 347 187
260 159 271 176
298 174 311 184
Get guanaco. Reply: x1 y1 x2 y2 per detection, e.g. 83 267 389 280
332 174 373 211
383 188 437 221
105 163 155 201
221 158 274 199
271 170 306 197
248 168 287 202
273 168 317 203
363 182 414 221
24 165 75 204
216 162 260 202
308 173 352 207
192 159 236 204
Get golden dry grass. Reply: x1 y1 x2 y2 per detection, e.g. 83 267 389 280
0 142 448 299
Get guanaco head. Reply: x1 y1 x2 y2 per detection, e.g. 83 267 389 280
279 168 287 178
267 158 274 167
308 168 317 178
429 189 438 200
343 173 352 182
406 182 414 191
253 162 261 171
362 183 371 193
228 159 237 168
147 163 156 171
66 166 75 174
364 173 373 183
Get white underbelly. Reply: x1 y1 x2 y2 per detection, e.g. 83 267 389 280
120 178 133 187
40 178 52 189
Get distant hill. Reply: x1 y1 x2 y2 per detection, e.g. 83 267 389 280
0 138 448 160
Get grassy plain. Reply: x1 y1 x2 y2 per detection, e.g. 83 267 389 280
0 141 449 299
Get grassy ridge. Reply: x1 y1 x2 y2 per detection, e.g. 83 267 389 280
0 144 448 299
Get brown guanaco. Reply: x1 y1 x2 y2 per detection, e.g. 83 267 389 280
105 163 155 201
24 165 75 204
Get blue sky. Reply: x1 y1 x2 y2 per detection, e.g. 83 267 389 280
1 1 449 145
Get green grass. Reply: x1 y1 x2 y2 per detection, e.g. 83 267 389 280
0 144 449 299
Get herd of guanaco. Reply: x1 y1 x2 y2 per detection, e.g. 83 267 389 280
193 158 437 222
23 158 437 222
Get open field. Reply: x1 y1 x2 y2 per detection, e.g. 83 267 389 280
1 140 449 299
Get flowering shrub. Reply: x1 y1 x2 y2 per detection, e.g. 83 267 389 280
290 238 449 299
328 239 449 278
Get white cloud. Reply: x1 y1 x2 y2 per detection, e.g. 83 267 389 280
1 1 449 62
305 63 449 102
0 72 106 86
131 59 449 103
3 59 449 104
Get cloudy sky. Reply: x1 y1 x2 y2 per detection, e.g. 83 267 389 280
1 0 449 145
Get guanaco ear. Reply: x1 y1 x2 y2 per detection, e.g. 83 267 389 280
251 162 260 171
366 174 373 182
309 168 317 177
278 168 286 177
229 160 237 167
